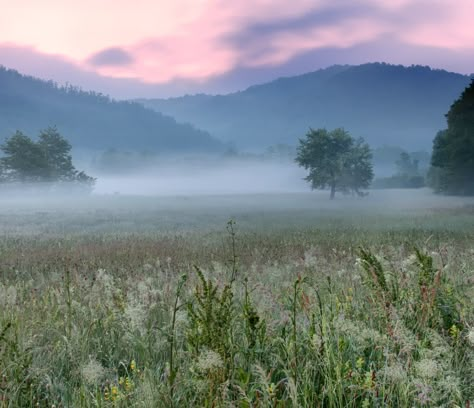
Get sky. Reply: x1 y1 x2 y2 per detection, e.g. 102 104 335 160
1 0 474 98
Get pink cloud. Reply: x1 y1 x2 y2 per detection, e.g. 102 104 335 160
1 0 473 84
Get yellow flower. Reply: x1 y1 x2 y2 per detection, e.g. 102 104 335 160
268 382 276 396
125 377 133 392
449 324 460 340
110 385 119 401
130 359 136 372
356 357 365 370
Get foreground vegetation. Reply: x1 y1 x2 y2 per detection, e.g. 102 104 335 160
1 192 473 407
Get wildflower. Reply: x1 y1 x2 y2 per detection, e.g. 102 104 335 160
124 300 147 335
467 328 474 346
379 363 407 384
143 263 154 272
449 324 460 340
268 382 276 396
130 359 136 372
363 371 374 389
110 385 119 401
80 359 105 386
356 357 365 370
415 359 438 379
124 377 133 392
196 350 224 372
6 286 17 306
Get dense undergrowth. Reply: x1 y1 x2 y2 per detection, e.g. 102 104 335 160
1 208 474 407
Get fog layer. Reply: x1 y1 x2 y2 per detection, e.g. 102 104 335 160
93 160 308 196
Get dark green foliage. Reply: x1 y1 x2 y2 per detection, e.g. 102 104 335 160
358 248 391 299
296 128 373 199
186 266 234 359
0 66 221 152
414 249 461 332
0 127 95 189
242 278 265 366
430 80 474 195
0 131 48 182
37 127 76 181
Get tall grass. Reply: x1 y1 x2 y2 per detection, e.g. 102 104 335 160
0 205 473 407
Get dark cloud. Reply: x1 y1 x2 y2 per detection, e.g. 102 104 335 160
228 2 373 49
87 47 133 67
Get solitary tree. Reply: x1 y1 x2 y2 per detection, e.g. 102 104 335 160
296 128 373 199
429 80 474 195
1 127 95 190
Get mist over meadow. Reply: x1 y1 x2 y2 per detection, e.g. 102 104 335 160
1 0 474 404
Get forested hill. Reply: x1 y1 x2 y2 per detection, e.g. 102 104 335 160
139 63 472 150
0 66 222 152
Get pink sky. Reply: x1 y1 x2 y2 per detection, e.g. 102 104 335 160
1 0 473 97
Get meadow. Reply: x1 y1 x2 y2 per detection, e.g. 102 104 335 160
1 190 473 407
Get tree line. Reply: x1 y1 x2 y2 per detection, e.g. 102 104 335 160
1 79 472 198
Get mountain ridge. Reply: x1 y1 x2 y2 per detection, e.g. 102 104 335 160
0 65 222 152
139 63 472 150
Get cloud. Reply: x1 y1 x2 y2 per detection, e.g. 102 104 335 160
1 0 474 92
87 47 134 67
77 0 474 84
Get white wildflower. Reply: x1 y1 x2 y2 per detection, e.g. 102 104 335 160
415 359 438 379
143 263 154 272
303 248 318 268
467 328 474 346
89 269 115 307
80 359 105 385
6 286 17 306
196 350 224 372
379 363 407 383
124 300 147 335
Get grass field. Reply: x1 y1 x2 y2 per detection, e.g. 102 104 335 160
1 190 473 407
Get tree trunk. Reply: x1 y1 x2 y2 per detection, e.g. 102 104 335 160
330 183 336 200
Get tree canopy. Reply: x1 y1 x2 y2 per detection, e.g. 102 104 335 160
295 128 373 199
429 80 474 195
0 127 95 191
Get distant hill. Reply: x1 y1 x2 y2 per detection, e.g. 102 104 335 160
0 66 222 152
139 63 472 150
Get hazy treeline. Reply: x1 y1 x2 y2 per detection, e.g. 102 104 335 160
141 63 471 150
0 66 221 152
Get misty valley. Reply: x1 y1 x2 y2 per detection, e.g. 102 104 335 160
1 62 474 407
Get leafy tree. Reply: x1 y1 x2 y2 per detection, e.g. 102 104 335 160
37 127 75 181
430 80 474 195
296 128 373 199
1 127 95 190
1 131 48 182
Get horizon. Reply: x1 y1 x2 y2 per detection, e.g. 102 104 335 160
1 0 473 98
2 61 472 101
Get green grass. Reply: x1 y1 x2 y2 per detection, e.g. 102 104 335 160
0 191 473 407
